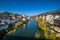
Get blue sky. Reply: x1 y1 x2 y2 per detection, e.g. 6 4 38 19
0 0 60 16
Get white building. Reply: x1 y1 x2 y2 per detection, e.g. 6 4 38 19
22 18 26 21
38 10 60 24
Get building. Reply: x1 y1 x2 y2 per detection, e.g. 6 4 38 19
0 12 8 19
38 10 60 24
15 14 23 19
9 14 15 20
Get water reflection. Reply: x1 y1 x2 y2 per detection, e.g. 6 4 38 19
34 31 40 39
23 24 25 29
4 20 41 40
14 29 16 32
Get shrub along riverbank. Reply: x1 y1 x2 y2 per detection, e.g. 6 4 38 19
35 18 56 40
0 19 28 40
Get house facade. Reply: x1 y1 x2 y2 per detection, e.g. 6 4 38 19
0 12 8 20
38 10 60 24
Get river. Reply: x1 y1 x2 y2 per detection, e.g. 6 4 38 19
4 20 40 40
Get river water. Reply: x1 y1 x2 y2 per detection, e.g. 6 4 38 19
4 20 40 40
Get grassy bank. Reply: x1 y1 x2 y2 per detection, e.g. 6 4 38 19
6 20 23 35
0 19 28 40
35 18 56 40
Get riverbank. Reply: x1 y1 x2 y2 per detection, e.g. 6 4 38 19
35 18 56 40
3 19 46 40
0 19 28 40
